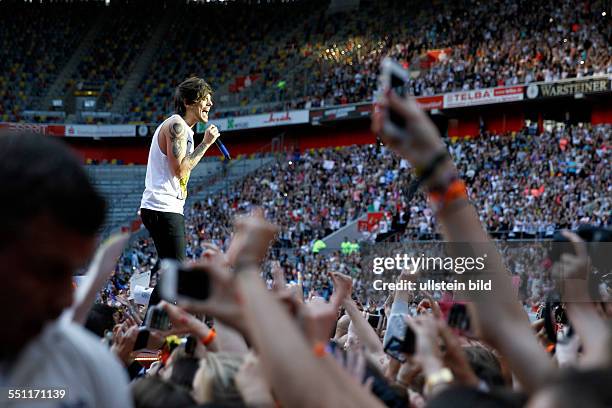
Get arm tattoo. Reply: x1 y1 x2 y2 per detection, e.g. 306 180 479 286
171 122 183 137
169 122 186 158
183 142 208 169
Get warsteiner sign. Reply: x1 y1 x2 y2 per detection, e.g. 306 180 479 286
526 77 611 99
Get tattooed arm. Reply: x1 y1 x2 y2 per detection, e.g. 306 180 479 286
164 119 220 179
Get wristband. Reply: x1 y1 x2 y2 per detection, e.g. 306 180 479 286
313 341 326 358
414 150 450 181
201 328 217 346
428 179 468 213
405 150 451 202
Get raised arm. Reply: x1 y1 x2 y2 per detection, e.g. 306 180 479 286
232 213 385 408
372 90 555 394
164 119 220 180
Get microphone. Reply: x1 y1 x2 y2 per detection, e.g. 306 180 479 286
215 139 231 161
206 123 231 160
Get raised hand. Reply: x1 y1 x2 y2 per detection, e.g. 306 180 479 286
203 124 220 146
330 271 353 309
179 249 246 335
110 322 139 366
226 208 279 266
371 90 446 167
235 353 275 407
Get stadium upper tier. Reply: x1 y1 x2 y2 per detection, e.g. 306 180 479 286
1 0 610 124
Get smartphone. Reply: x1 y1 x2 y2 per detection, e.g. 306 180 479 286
367 313 382 330
383 314 415 362
447 303 471 334
159 259 211 302
380 57 410 139
145 305 170 331
133 328 150 351
543 301 572 344
184 335 197 356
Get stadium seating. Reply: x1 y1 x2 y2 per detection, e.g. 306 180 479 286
4 0 610 123
0 3 93 122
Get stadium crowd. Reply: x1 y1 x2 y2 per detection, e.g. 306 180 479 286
128 0 612 118
296 0 612 108
2 0 611 123
3 90 611 407
97 122 610 323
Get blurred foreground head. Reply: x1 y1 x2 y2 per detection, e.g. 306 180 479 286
0 132 105 356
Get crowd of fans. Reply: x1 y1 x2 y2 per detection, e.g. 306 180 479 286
294 0 612 108
2 0 611 123
4 90 611 407
124 1 320 123
121 0 612 117
2 0 612 406
127 0 612 118
101 123 610 317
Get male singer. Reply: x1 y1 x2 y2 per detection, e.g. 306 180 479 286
140 77 219 304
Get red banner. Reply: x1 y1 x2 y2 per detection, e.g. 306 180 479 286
415 95 443 110
0 122 65 136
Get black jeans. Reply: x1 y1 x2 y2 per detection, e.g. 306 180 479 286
141 208 186 306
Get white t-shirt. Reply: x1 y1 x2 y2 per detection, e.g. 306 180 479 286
1 319 133 408
141 114 195 215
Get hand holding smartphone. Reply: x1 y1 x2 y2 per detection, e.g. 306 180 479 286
447 303 472 337
372 57 447 170
144 305 171 331
133 328 150 351
159 259 211 303
383 313 415 362
379 58 410 140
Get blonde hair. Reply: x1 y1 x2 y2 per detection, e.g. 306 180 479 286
193 352 245 405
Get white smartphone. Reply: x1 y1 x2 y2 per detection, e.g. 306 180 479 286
380 57 410 139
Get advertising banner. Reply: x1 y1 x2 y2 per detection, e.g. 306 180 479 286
415 95 444 110
0 122 65 136
525 76 611 99
204 110 309 132
64 124 136 137
443 86 524 108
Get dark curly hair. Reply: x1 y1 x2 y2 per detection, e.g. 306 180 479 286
173 77 213 116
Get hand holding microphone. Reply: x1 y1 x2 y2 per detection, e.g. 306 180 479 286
204 124 220 145
204 124 231 160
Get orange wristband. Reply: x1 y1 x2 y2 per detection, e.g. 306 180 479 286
313 341 326 358
201 328 217 346
428 179 468 211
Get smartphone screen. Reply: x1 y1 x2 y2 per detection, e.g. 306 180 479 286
145 306 170 331
383 314 415 361
391 73 407 97
177 266 211 301
133 328 150 351
389 73 407 129
447 303 470 333
368 313 381 329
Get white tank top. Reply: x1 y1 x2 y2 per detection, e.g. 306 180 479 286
140 114 194 215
